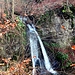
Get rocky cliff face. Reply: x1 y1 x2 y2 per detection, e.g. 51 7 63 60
51 14 74 46
37 10 75 47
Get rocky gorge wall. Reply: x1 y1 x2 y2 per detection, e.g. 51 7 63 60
36 9 75 47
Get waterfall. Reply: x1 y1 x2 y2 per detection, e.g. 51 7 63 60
27 24 39 75
27 24 57 75
20 16 58 75
34 31 57 74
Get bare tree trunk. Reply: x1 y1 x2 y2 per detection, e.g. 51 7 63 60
67 0 68 6
0 4 2 18
1 3 4 22
12 0 14 22
9 1 12 19
7 0 9 17
4 0 10 18
4 0 7 13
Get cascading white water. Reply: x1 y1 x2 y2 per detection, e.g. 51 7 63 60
20 16 58 75
27 24 39 75
34 31 57 74
27 24 57 75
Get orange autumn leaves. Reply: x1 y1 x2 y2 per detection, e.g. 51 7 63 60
0 21 2 23
25 14 27 17
22 59 31 63
2 59 8 63
24 13 33 17
70 64 75 67
0 18 18 37
2 57 11 63
0 33 3 37
17 59 31 69
1 58 31 74
61 26 66 29
71 45 75 50
2 13 6 17
5 57 33 74
9 66 15 71
33 55 36 58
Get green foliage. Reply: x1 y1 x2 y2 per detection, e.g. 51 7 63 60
62 5 72 13
15 16 27 58
38 14 48 24
43 41 50 47
16 16 25 28
56 52 71 68
62 3 72 13
37 10 53 25
50 43 60 47
43 41 72 69
43 41 60 49
0 16 27 60
16 16 26 38
72 37 75 44
56 52 68 61
62 3 75 28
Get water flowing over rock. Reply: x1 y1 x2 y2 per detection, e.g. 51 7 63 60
20 16 58 75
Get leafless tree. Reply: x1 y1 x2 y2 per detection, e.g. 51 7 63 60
12 0 14 22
